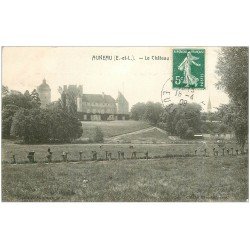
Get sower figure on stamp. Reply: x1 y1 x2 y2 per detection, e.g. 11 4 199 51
178 52 201 87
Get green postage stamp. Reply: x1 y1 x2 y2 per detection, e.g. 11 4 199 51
173 48 205 89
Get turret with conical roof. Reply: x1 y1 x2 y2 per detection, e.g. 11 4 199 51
116 91 129 114
37 79 51 108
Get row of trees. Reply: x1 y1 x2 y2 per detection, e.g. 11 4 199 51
130 101 232 139
130 102 164 125
130 101 203 139
130 101 237 140
159 103 202 139
2 88 83 143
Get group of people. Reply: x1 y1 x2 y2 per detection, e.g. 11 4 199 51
194 147 241 157
10 145 243 164
21 148 148 164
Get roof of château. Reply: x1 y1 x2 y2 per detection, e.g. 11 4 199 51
37 79 51 91
81 94 116 104
116 91 128 104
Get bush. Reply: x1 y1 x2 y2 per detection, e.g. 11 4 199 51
185 128 194 139
93 127 104 143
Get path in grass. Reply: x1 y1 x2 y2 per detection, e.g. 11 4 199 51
81 120 151 139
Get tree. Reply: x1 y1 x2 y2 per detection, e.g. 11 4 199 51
3 92 33 109
93 127 104 143
11 108 50 143
2 90 42 138
142 102 164 125
160 103 202 136
130 102 147 120
130 102 164 125
11 105 83 143
61 91 67 110
2 105 20 138
46 105 83 143
2 85 9 96
175 119 189 139
216 47 248 152
30 89 41 108
219 124 228 135
217 103 247 151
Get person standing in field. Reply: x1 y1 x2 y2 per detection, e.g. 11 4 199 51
47 148 52 163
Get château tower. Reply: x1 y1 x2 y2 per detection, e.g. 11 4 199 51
37 79 51 108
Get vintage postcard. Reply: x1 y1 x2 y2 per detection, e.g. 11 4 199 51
1 47 248 202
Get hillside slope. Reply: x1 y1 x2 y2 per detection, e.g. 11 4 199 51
80 120 151 139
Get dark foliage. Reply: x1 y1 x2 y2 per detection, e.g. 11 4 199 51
160 103 202 138
2 90 41 138
93 127 104 143
216 47 248 151
11 104 83 144
130 102 164 125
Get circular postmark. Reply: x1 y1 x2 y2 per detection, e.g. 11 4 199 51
161 78 206 112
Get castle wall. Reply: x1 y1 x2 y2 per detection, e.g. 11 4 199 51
81 102 116 114
77 97 83 112
61 84 129 121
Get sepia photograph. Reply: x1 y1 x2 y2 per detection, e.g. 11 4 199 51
1 46 248 202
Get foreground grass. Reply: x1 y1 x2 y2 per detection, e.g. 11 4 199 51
2 156 248 202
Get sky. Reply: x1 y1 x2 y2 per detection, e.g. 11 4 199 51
2 47 229 111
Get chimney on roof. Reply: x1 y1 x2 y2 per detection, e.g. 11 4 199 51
102 92 105 98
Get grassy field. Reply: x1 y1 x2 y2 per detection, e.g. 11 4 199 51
2 155 248 202
80 120 151 139
2 137 248 202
